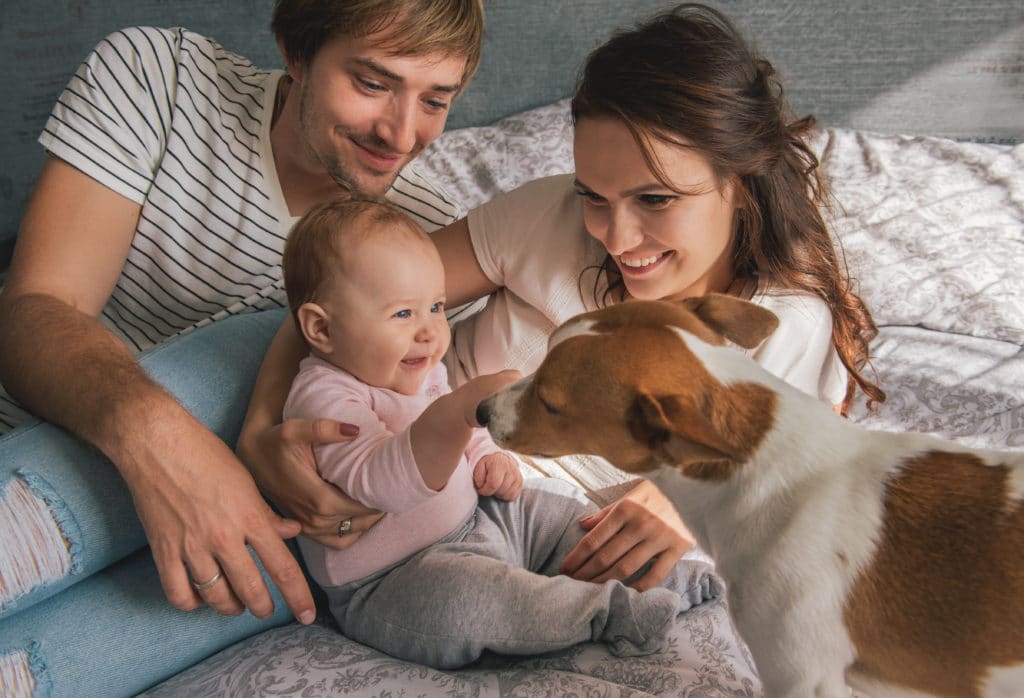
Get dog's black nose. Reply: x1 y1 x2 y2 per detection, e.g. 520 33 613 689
475 401 491 427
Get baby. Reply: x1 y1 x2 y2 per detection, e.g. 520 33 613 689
282 195 718 668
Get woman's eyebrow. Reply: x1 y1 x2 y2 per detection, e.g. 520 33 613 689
573 177 672 198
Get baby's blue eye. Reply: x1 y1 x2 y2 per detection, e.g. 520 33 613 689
431 302 444 313
394 309 411 319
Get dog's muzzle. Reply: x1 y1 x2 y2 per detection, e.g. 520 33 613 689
475 400 493 427
477 375 532 446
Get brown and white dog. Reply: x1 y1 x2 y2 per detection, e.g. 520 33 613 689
476 294 1024 698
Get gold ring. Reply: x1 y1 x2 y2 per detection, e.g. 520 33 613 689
191 571 223 591
338 518 353 536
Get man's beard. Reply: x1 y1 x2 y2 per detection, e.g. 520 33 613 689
298 85 405 198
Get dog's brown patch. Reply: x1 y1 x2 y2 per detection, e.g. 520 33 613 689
492 296 779 475
635 381 777 482
844 451 1024 697
589 294 779 351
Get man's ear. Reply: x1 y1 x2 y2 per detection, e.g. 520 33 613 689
680 293 779 349
296 302 332 354
277 37 304 82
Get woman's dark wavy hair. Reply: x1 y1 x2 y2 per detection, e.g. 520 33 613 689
571 3 884 413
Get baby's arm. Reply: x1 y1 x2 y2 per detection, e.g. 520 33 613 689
409 370 521 490
285 371 435 513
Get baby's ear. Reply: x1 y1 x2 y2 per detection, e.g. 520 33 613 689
296 302 332 354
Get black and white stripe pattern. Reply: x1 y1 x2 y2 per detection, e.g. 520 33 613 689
0 26 460 433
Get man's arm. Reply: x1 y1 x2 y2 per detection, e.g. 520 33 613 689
0 156 317 624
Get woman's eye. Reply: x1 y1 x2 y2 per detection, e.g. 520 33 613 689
574 189 605 204
639 194 674 207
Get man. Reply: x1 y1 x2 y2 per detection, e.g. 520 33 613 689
0 0 483 640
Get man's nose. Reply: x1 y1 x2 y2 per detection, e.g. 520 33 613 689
377 98 417 154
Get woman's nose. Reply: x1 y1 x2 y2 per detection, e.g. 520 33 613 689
600 210 644 256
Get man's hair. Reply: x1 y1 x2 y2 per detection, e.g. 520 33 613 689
282 194 426 333
272 0 484 90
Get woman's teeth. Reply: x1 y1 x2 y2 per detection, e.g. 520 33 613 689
620 252 665 268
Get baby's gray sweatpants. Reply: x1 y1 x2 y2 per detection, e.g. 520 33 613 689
323 478 721 669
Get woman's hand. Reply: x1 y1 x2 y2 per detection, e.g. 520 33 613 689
237 416 383 549
559 479 695 591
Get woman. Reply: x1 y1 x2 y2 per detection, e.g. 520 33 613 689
239 2 884 598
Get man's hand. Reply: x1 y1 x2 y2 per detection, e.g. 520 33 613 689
237 416 383 549
473 452 523 500
116 401 319 622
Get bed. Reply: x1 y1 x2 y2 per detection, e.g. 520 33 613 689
140 94 1022 695
2 2 1021 696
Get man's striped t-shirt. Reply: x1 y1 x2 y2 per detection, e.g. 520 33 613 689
0 26 461 432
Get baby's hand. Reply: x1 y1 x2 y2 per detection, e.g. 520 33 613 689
473 452 523 501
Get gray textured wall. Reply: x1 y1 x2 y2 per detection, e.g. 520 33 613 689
3 1 1022 271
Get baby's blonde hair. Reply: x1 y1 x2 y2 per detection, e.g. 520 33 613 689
282 194 428 335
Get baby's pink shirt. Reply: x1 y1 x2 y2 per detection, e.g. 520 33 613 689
283 356 496 586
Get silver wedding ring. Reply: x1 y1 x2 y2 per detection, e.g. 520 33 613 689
191 570 223 591
338 518 353 536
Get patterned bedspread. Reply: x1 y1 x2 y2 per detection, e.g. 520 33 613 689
141 101 1023 697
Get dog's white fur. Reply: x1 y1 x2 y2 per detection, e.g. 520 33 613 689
479 296 1024 698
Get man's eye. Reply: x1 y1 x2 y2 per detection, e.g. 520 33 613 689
358 78 385 92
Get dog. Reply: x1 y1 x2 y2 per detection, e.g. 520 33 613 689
476 293 1024 698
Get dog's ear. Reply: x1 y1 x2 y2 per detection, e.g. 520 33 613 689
680 293 779 349
630 390 740 474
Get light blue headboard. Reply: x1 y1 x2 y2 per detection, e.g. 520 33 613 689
2 1 1022 271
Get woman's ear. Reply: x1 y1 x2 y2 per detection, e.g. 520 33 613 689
297 302 332 354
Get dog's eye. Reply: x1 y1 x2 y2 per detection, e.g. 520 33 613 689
539 396 561 416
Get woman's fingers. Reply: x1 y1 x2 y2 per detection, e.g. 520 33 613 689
302 511 386 549
559 483 693 588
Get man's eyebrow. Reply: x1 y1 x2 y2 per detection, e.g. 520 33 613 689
353 57 462 93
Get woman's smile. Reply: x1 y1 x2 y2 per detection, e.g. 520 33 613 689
618 251 671 274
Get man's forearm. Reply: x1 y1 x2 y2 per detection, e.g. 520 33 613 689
0 291 185 469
